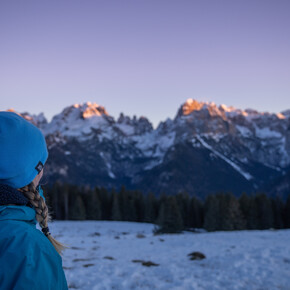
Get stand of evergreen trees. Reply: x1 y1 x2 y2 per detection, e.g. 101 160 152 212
44 183 290 233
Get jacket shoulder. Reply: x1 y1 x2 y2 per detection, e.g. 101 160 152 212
0 220 68 290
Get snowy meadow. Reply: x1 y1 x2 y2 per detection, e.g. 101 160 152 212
47 221 290 290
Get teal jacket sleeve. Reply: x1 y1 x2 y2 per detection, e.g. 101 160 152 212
0 217 68 290
9 246 68 290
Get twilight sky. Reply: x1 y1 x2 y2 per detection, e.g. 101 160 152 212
0 0 289 128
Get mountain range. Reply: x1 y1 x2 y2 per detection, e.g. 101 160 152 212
7 99 290 198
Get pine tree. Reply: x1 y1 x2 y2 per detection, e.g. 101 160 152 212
218 193 228 230
117 186 139 222
248 196 259 229
255 193 274 229
188 196 204 229
223 194 246 230
133 190 145 222
111 191 122 221
283 194 290 228
63 184 70 220
271 197 284 229
204 195 220 231
127 191 137 221
84 188 102 220
155 196 184 234
119 185 129 221
239 192 251 229
69 194 86 220
144 192 157 223
176 191 190 228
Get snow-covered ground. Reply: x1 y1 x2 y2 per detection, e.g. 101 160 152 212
48 221 290 290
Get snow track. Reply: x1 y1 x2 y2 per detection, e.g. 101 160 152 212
195 136 253 181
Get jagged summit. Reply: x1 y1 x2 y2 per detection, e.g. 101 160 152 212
175 98 287 121
182 99 207 114
6 108 48 128
74 102 109 119
116 112 153 136
43 102 112 137
177 99 214 116
67 102 109 119
176 99 227 119
281 109 290 118
117 112 152 127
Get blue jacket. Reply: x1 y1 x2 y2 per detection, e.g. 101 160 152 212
0 205 68 290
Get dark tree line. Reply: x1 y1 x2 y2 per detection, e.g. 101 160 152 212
44 183 290 233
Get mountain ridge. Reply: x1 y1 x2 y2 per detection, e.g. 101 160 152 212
5 99 290 198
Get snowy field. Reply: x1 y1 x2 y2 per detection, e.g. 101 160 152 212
47 221 290 290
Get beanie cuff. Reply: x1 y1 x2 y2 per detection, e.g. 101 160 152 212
14 150 48 189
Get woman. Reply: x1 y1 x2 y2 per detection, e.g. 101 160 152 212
0 111 68 289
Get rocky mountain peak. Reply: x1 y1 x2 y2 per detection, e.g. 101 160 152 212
281 110 290 118
116 113 153 136
182 99 205 115
77 102 109 119
56 102 109 122
176 99 226 120
178 99 215 115
42 102 112 137
6 109 48 128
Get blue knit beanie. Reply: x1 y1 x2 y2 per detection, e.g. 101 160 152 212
0 111 48 189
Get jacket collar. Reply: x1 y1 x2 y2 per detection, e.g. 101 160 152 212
0 205 37 224
0 184 29 206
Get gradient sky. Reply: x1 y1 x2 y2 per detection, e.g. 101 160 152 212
0 0 289 128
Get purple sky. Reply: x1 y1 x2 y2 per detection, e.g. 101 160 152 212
0 0 289 128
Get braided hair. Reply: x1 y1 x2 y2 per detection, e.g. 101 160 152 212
19 182 68 255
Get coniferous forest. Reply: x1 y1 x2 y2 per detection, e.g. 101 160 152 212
44 183 290 233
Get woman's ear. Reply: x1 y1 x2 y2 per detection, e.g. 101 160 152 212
32 169 44 187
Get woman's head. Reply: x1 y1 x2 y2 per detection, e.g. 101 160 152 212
0 111 48 188
0 111 67 254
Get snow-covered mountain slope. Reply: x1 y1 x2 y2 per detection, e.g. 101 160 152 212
43 102 113 139
9 99 290 197
43 102 153 143
49 221 290 290
174 99 290 169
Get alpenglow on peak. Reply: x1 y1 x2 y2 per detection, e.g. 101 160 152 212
176 99 219 118
72 102 109 119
